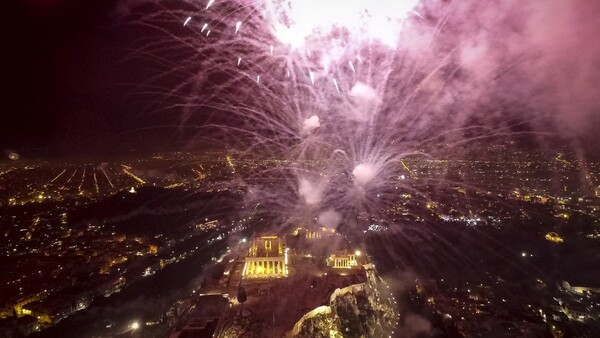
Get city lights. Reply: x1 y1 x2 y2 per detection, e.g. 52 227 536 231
2 0 600 336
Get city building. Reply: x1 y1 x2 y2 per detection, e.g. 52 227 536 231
545 232 564 243
168 295 228 338
327 251 359 269
242 235 288 278
292 226 336 239
562 280 600 295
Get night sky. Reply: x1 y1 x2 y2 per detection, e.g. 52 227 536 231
3 0 600 159
3 0 189 159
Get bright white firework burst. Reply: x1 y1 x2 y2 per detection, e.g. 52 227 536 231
126 0 552 234
267 0 419 51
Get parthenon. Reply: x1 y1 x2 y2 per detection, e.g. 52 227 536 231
242 235 288 278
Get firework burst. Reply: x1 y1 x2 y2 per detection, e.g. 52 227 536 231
124 0 557 237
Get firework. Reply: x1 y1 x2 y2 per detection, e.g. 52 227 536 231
126 0 554 233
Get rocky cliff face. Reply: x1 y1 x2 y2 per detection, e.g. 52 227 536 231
294 266 396 338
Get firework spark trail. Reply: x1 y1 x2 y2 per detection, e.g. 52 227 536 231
125 0 562 234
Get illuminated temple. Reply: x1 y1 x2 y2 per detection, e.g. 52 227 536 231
242 235 288 278
291 226 336 239
327 251 359 269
